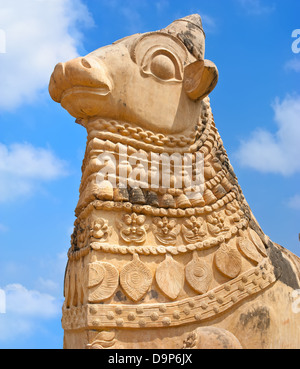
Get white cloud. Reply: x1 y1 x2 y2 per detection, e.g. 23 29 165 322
285 58 300 73
4 284 59 318
155 0 169 13
101 0 146 33
36 278 59 293
235 95 300 176
236 0 275 15
0 142 67 202
0 284 60 341
0 223 8 232
287 194 300 210
198 13 217 34
0 0 93 111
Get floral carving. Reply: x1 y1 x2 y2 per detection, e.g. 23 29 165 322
117 213 149 244
90 218 112 242
182 216 207 244
153 217 181 246
206 213 229 237
225 202 244 224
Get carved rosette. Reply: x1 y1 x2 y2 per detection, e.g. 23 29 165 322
153 217 181 246
117 213 149 244
182 216 207 244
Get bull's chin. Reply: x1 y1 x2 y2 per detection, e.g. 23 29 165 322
61 89 110 118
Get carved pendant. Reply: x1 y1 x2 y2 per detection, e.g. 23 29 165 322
120 254 152 302
214 244 242 279
185 251 212 294
237 237 263 265
86 262 119 303
249 229 268 257
156 254 184 300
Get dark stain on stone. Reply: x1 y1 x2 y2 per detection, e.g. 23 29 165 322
149 290 158 299
239 307 270 332
114 290 127 302
267 241 300 290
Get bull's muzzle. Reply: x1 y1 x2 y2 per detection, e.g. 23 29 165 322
49 56 112 104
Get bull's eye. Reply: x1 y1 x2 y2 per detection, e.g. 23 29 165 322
150 54 176 80
141 48 183 82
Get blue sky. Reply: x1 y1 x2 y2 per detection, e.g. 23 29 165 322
0 0 299 349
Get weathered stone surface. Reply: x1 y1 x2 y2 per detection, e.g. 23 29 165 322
49 14 300 349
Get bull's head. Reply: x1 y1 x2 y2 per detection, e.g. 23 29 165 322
49 14 218 135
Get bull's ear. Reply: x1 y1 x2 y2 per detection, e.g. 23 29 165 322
184 60 218 101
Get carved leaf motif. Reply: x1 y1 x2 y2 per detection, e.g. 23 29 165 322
249 229 267 257
237 238 263 265
155 254 184 300
214 244 242 279
87 262 119 303
87 263 105 288
185 251 212 294
120 254 152 302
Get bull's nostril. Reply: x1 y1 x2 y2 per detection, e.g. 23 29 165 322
81 58 92 69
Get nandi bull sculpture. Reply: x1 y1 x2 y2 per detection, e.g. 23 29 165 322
49 14 300 349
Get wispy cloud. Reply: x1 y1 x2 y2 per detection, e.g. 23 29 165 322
285 58 300 73
235 95 300 176
0 284 60 342
236 0 275 15
0 0 93 111
287 194 300 210
200 13 218 34
155 0 169 13
0 224 8 233
0 142 68 203
101 0 147 33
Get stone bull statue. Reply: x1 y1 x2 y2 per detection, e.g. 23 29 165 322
49 14 300 349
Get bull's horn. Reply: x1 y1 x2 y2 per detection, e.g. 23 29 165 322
163 14 206 61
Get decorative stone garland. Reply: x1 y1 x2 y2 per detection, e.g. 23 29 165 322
75 189 238 222
62 259 278 331
82 99 215 159
68 217 248 261
87 119 198 148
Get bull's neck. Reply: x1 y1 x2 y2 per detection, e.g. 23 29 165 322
74 97 266 244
